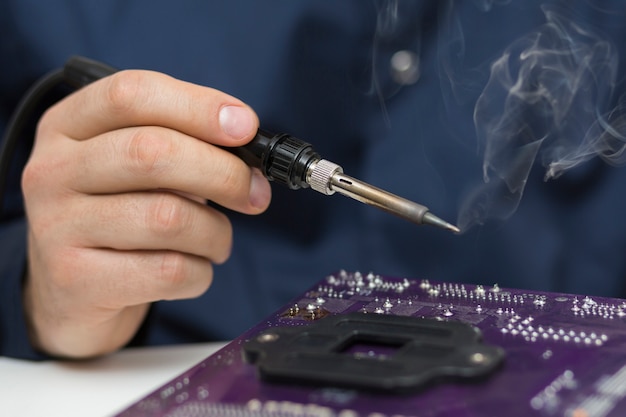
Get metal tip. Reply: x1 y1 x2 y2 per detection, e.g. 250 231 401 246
422 212 461 233
320 168 461 234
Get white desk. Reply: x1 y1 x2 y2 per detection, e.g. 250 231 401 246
0 342 226 417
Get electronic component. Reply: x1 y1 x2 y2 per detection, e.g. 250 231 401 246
115 271 626 417
243 312 504 393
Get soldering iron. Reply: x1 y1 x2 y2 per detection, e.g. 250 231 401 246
0 56 459 232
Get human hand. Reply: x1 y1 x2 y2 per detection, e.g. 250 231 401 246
21 70 271 358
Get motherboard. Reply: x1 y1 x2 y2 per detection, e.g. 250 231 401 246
115 270 626 417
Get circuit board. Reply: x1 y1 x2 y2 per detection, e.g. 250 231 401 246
114 270 626 417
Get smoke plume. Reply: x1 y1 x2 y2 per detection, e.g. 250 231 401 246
458 4 626 231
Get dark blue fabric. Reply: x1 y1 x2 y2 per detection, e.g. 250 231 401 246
2 1 626 358
0 219 47 359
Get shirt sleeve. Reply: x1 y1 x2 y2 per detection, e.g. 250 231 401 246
0 218 48 360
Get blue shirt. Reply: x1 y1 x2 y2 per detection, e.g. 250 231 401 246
2 0 626 359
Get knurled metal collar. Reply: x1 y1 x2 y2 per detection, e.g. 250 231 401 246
307 159 343 195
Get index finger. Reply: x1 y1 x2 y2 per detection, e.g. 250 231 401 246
42 69 259 145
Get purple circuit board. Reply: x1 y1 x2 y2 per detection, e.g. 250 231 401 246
115 270 626 417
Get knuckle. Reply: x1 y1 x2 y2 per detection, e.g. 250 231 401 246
21 156 56 195
158 253 214 299
146 194 191 239
218 160 248 199
22 127 63 195
103 70 144 116
156 251 189 287
21 160 42 193
124 128 173 176
35 107 56 138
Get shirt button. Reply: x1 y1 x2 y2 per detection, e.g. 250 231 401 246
390 50 420 85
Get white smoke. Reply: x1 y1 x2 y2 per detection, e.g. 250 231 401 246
458 4 626 231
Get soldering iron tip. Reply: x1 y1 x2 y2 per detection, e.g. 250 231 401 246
422 212 461 234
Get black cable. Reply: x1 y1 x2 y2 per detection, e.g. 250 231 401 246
0 69 65 219
0 56 117 220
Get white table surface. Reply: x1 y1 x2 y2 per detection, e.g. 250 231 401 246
0 342 227 417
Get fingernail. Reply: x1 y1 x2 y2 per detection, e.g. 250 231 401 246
249 168 271 209
219 105 255 140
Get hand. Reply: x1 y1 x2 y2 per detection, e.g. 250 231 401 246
21 70 272 358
